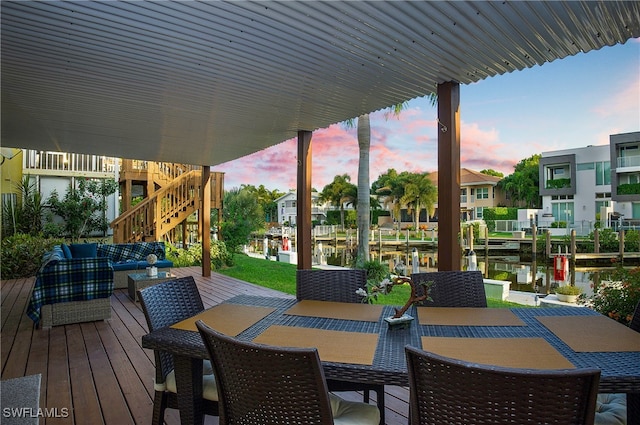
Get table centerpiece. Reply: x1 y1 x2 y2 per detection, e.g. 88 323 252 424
357 274 432 329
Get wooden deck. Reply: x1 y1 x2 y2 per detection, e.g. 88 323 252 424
1 267 410 425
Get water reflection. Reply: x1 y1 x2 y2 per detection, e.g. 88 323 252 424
476 256 602 297
327 246 616 297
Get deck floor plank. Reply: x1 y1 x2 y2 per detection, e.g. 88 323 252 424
66 324 104 425
45 326 73 425
2 283 36 379
1 266 409 425
82 321 134 425
93 318 154 425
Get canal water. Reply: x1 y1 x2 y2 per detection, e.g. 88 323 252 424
325 248 619 298
252 234 629 298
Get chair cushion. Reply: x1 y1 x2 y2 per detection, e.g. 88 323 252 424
595 393 627 425
162 369 219 401
202 360 213 375
329 393 380 425
152 360 213 388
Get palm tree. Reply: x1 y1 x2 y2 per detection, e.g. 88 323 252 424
242 184 284 223
399 172 437 231
356 114 372 264
349 96 437 265
319 174 356 230
373 168 405 225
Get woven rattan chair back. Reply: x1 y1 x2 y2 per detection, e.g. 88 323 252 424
138 276 204 379
411 270 487 307
296 269 367 303
138 276 217 425
196 320 335 425
405 346 600 425
296 268 385 424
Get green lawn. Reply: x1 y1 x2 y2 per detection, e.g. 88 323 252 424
218 254 531 308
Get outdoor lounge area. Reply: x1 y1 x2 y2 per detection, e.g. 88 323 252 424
1 267 412 425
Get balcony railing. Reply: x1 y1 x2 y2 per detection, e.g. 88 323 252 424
23 150 117 174
617 155 640 168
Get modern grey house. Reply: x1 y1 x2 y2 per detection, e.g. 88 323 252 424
539 131 640 234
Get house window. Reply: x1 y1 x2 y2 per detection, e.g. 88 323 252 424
475 207 484 219
552 202 574 224
460 188 467 204
476 188 488 200
595 200 609 217
595 161 611 186
577 162 595 171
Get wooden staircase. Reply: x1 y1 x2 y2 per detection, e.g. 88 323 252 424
111 163 224 243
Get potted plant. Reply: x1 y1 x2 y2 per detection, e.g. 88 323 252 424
555 285 582 303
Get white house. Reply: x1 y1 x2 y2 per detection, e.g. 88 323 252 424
276 191 328 226
539 131 640 234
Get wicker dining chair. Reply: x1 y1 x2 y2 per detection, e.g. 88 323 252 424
593 299 640 425
137 277 219 425
296 269 385 424
411 270 487 307
196 320 380 425
405 346 601 425
296 268 366 303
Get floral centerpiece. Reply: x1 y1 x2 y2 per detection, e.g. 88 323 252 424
357 273 432 328
146 253 158 277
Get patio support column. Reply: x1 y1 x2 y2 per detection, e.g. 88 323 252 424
201 166 211 277
297 130 313 270
437 81 461 271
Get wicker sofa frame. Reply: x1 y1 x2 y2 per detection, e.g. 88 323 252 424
39 298 111 329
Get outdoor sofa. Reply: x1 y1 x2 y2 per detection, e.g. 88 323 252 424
27 242 172 328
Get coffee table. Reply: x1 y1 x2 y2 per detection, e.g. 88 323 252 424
127 272 175 301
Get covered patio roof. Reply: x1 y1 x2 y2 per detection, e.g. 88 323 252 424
2 1 639 165
2 1 639 270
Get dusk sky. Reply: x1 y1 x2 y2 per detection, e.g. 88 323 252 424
212 38 640 192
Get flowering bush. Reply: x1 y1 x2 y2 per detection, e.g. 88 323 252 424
579 262 640 326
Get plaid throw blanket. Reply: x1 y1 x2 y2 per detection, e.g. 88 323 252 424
27 247 114 324
97 242 166 262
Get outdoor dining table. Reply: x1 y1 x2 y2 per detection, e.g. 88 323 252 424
141 294 640 425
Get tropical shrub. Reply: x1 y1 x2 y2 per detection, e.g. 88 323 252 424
580 262 640 326
220 188 265 253
47 178 118 241
1 175 45 238
624 229 639 252
166 240 234 270
359 260 388 284
1 234 63 278
594 228 619 252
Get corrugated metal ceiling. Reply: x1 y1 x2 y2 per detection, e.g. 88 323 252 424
2 1 639 166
